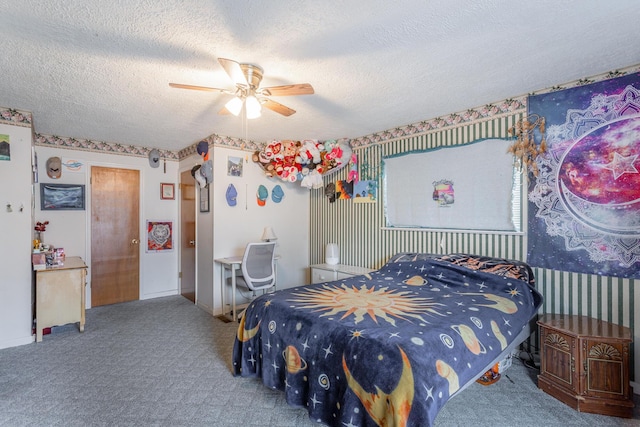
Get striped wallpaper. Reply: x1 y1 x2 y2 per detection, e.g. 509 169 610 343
309 109 639 385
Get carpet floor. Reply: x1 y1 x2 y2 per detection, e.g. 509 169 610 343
0 295 638 426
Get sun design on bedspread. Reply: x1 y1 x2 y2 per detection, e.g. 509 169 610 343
289 284 445 325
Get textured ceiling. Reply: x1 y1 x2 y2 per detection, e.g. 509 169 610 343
1 1 638 152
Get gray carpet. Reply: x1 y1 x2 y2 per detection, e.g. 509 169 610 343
0 295 637 426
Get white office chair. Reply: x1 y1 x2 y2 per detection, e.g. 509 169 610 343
231 242 277 317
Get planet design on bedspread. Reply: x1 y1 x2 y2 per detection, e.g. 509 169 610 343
451 324 486 355
283 345 308 374
435 359 460 395
403 275 428 286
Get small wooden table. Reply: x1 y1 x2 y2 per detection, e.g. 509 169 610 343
537 314 634 418
35 256 88 342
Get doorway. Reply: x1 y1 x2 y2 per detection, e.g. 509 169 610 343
180 169 196 303
90 166 140 307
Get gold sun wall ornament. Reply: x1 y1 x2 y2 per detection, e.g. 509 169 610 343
507 114 547 177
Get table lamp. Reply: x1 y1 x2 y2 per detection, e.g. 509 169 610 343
261 227 277 242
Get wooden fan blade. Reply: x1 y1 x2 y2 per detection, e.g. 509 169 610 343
263 99 296 116
218 58 248 86
260 83 314 96
169 83 228 93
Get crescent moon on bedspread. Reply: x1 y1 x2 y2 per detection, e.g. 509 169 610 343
236 317 261 342
343 347 414 427
457 293 518 314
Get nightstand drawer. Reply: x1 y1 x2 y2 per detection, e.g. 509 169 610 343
336 272 353 281
310 264 373 284
312 268 336 283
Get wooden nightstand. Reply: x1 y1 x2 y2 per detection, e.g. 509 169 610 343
537 314 634 418
310 263 373 284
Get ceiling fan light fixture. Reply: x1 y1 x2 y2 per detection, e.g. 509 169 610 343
170 58 313 118
245 95 262 119
225 96 243 116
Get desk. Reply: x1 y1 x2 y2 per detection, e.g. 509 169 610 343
215 256 278 322
35 256 87 342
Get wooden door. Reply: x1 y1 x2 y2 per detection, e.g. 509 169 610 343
180 169 196 303
91 166 140 306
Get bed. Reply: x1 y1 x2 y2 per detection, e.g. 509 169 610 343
232 253 543 426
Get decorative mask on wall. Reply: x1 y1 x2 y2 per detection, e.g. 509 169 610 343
46 157 61 179
148 149 160 168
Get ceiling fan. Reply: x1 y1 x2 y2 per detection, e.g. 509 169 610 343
169 58 314 118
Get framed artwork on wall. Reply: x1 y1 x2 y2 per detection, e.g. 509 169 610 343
200 185 209 212
146 220 173 252
40 183 85 210
227 156 243 177
160 183 175 200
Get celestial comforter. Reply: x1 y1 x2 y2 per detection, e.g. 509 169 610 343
232 253 543 426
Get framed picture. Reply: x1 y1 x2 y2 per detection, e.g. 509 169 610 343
146 220 173 252
160 183 175 200
40 183 85 210
200 185 210 212
227 156 243 177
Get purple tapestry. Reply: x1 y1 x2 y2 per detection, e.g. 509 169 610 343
527 72 640 278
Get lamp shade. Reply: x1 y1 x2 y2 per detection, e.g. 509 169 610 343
261 227 277 242
245 95 262 119
225 97 243 116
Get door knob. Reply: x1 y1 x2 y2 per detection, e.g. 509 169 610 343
189 240 196 246
131 239 139 245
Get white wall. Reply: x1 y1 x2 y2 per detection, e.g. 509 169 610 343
0 122 34 349
2 132 310 348
34 146 180 307
180 145 310 315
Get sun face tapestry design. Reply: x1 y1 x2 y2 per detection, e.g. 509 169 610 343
233 253 541 427
527 73 640 278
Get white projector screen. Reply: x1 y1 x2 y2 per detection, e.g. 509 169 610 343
383 138 518 231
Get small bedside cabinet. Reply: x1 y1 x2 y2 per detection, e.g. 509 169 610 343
310 263 373 284
35 256 88 342
537 314 634 418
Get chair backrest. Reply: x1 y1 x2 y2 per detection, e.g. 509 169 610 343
240 241 276 291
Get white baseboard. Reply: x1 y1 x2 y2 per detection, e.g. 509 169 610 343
631 381 639 395
140 289 179 300
196 301 214 315
0 334 34 350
